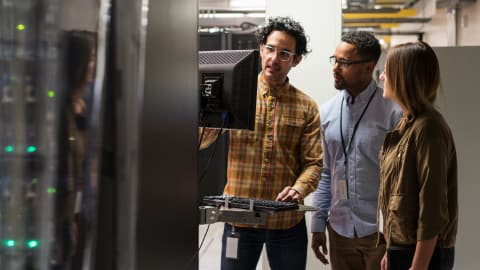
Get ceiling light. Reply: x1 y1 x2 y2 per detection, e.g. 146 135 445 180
229 0 265 9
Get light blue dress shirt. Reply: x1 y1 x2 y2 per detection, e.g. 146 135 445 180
311 81 402 238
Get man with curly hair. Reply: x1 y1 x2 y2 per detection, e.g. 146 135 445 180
202 16 323 270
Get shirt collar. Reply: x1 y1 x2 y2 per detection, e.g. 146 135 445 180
342 80 377 104
259 72 290 98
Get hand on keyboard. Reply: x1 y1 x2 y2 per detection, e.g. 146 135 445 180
276 186 302 202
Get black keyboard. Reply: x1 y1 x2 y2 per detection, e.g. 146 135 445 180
203 195 299 212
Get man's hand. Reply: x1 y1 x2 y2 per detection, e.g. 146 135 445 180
276 186 302 202
381 252 388 270
311 232 329 265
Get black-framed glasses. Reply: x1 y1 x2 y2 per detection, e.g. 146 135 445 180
262 44 296 61
329 56 372 68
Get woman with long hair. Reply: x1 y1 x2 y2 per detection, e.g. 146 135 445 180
378 41 458 270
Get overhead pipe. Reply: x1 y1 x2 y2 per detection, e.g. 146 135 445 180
344 17 431 23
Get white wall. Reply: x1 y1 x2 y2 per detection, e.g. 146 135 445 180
389 6 480 265
423 9 449 46
457 1 480 45
434 46 480 270
266 0 341 107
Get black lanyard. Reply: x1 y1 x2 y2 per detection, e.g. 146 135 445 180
340 87 377 168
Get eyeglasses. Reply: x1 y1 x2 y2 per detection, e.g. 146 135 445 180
262 44 296 61
329 56 372 68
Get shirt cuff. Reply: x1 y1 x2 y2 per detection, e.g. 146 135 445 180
292 183 308 198
310 217 327 233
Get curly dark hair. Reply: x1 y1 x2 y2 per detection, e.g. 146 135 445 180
255 16 310 56
341 31 381 63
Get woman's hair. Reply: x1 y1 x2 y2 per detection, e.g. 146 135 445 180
385 41 440 116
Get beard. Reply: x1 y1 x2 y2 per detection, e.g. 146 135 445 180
334 74 346 90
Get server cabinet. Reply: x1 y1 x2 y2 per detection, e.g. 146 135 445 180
134 0 199 269
0 0 108 269
113 0 199 269
1 0 199 269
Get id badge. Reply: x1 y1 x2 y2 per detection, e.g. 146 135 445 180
225 237 239 259
225 227 239 259
338 179 348 200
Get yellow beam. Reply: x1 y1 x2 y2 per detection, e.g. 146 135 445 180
376 0 407 3
378 35 392 45
376 35 392 48
343 8 416 19
343 23 400 29
344 0 406 8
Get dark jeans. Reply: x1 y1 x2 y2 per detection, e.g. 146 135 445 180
387 245 455 270
221 219 307 270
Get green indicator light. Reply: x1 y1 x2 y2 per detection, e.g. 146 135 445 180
27 240 39 249
48 90 55 98
47 188 56 194
26 146 37 153
32 178 39 184
5 145 14 153
4 240 16 247
16 24 25 31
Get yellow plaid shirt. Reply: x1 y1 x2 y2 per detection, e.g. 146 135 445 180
201 74 322 229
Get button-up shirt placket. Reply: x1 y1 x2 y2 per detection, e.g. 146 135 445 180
260 94 276 197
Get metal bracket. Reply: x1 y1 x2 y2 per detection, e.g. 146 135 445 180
199 206 268 225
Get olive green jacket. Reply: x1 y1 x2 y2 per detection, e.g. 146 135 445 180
378 109 458 248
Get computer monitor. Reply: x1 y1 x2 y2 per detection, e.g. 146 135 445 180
198 49 259 130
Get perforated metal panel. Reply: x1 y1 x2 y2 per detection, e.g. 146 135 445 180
199 50 253 65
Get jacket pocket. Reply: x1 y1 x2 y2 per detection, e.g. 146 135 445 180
388 195 414 245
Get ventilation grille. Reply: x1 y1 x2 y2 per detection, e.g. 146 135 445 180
199 50 252 65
